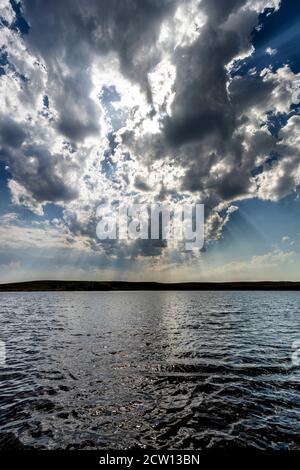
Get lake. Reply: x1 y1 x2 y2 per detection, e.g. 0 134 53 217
1 291 300 449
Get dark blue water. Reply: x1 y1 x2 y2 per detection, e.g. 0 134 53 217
1 291 300 449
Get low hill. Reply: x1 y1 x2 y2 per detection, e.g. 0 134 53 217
0 280 300 291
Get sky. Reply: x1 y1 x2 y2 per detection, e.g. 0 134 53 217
0 0 300 283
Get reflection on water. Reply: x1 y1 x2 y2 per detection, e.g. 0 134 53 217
1 291 300 449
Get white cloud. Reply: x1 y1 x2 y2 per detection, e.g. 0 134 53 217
0 0 14 24
188 249 296 282
265 47 277 56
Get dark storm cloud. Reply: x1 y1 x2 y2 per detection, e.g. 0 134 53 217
22 0 176 59
229 73 276 111
200 0 248 23
6 144 79 203
0 113 79 207
22 0 178 120
148 0 282 213
134 175 151 192
163 4 254 150
54 72 101 142
0 116 26 148
163 0 255 142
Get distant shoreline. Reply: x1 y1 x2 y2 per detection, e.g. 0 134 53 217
0 280 300 291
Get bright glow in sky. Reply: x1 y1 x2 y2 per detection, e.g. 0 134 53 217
0 0 300 282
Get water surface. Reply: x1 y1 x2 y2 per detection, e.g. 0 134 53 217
1 291 300 449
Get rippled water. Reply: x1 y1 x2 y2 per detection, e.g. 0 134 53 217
1 291 300 450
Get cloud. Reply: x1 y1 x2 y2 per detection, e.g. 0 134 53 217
282 235 295 246
1 0 299 270
257 115 300 201
0 212 68 250
266 47 277 56
188 249 296 282
0 0 15 24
